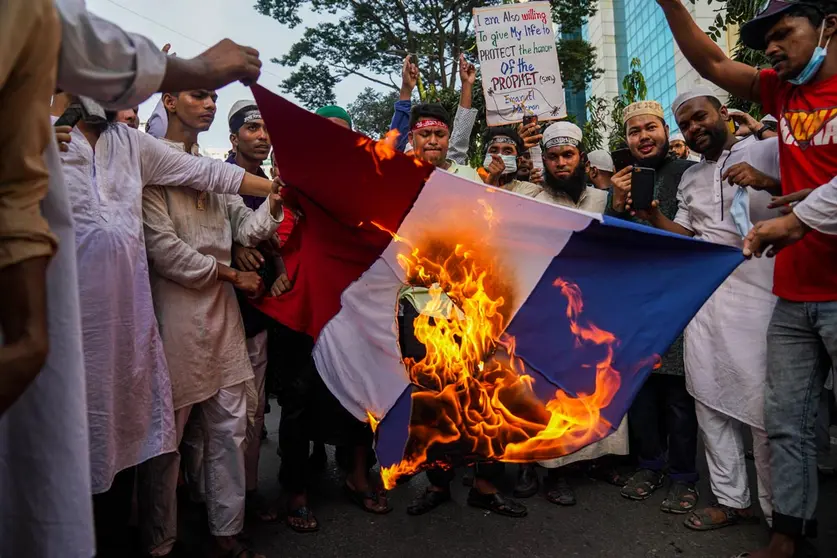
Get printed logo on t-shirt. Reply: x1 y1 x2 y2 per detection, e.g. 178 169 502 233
780 106 837 149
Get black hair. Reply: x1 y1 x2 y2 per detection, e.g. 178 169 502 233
409 103 452 130
787 2 833 27
482 126 524 156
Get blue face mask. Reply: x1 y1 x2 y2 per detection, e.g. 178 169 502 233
730 187 752 237
789 23 831 86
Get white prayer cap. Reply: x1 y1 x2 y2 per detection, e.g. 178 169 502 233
761 114 778 124
542 121 583 150
587 149 614 172
670 131 685 143
671 86 721 116
228 99 260 132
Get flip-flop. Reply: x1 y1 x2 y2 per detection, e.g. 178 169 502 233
286 506 319 533
684 504 760 531
343 483 393 515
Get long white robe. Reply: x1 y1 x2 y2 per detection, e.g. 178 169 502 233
59 123 247 494
1 1 168 555
675 138 781 429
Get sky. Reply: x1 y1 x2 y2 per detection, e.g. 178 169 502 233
86 0 384 149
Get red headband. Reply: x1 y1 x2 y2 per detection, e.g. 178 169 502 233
412 119 449 132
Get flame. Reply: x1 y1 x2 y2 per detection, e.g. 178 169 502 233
366 411 380 434
356 129 424 174
379 223 639 489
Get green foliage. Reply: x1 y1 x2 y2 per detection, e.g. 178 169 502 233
608 58 647 150
702 0 771 117
347 88 399 139
583 95 609 152
256 0 604 158
556 38 605 94
276 62 337 109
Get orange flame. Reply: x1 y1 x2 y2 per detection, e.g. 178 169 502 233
378 218 638 489
366 411 380 434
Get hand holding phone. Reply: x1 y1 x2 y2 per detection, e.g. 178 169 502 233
610 148 633 172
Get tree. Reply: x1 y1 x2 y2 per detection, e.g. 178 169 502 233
603 58 648 150
278 62 337 109
703 0 770 116
348 88 398 138
256 0 602 105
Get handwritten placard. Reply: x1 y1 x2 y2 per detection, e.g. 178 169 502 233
474 2 566 126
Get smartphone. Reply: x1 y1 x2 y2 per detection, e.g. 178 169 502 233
522 115 538 127
611 148 633 172
54 104 84 128
631 167 656 211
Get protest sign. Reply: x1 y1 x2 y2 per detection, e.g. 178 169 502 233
474 2 566 126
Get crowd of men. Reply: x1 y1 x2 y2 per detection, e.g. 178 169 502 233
1 1 837 557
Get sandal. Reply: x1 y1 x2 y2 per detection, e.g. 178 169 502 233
544 476 576 506
466 489 527 518
661 481 698 514
621 469 665 501
407 488 451 516
684 503 760 531
343 482 393 515
286 506 319 533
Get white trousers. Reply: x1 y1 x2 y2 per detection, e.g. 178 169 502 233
244 330 269 492
139 382 247 555
695 400 772 519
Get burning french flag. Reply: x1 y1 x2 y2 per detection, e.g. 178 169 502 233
252 86 742 487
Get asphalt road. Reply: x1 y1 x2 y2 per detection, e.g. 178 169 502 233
234 410 837 558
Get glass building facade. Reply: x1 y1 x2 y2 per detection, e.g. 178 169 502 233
619 0 677 124
561 29 587 127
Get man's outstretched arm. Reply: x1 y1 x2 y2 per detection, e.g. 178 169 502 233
658 0 762 104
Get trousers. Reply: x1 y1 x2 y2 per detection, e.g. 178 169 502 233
138 382 248 555
628 373 699 482
695 401 772 520
765 298 837 538
244 331 269 492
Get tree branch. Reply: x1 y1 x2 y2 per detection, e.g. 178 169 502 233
335 62 399 90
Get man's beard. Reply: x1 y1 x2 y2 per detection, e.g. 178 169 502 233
690 123 728 158
544 164 587 202
636 139 671 169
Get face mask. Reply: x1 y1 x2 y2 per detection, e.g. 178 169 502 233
789 22 831 86
483 153 518 175
730 186 752 237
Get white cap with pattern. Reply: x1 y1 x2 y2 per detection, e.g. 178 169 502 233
542 121 583 150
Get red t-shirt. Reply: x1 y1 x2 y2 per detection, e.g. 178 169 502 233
760 69 837 302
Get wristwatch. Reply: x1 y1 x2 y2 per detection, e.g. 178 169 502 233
755 125 768 140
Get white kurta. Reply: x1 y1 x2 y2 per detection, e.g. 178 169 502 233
2 2 167 556
59 123 248 494
675 138 782 429
142 140 280 411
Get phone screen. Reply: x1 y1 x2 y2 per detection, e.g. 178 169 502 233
631 167 656 211
611 148 633 172
54 105 84 128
